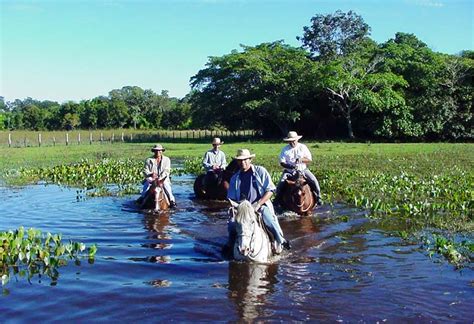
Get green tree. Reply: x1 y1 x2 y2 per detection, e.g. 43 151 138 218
22 104 45 130
191 41 316 135
379 33 473 139
317 39 408 138
81 100 99 129
298 10 371 61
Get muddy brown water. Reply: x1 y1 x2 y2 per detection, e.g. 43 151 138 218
0 174 472 322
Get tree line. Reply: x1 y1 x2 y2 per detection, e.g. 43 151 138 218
1 10 472 140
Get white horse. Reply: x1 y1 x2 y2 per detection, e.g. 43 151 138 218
229 199 273 263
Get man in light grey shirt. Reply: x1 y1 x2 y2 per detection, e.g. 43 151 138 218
140 144 176 208
202 137 227 186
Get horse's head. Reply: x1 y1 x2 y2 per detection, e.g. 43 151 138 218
153 175 167 188
284 171 313 211
286 171 307 198
229 199 258 257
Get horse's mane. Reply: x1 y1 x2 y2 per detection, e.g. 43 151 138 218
235 200 255 224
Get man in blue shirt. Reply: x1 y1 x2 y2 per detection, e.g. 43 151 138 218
202 137 227 187
227 149 290 254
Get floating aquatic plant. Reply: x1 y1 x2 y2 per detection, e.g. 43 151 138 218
1 227 97 287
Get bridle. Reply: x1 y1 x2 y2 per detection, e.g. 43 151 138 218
232 207 266 259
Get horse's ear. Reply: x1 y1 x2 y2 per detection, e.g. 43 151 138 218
228 198 239 208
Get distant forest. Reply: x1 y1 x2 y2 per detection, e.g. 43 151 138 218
1 10 472 140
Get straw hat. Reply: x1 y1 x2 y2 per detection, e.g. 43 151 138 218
283 131 303 142
234 149 255 160
212 137 224 145
151 144 165 152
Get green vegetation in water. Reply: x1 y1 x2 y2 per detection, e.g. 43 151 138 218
421 233 474 268
1 142 472 266
11 158 144 197
1 227 97 289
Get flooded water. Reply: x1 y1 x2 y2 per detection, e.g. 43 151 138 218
0 174 472 322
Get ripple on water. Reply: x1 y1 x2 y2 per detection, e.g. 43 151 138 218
0 182 473 322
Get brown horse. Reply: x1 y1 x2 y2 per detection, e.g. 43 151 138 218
280 171 316 215
194 158 239 200
139 177 170 211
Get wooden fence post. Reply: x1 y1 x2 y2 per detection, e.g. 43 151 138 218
121 132 124 142
111 133 115 143
78 133 81 145
100 132 103 144
89 132 93 145
8 133 11 147
38 133 41 147
66 132 69 146
53 136 56 146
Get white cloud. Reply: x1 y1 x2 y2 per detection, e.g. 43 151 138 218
406 0 445 8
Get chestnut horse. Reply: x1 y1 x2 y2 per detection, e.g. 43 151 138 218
280 171 316 215
139 177 170 211
194 158 239 200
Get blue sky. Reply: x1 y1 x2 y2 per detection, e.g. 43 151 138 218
1 0 472 102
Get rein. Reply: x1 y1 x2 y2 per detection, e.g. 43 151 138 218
232 207 268 259
245 212 266 259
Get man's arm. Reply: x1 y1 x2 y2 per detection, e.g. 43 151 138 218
253 191 273 211
202 151 213 170
143 158 153 177
280 161 295 169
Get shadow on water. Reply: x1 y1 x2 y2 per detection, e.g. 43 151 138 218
0 177 473 322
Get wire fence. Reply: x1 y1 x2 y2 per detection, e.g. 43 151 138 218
0 129 259 148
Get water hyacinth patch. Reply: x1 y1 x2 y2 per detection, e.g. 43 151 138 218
0 227 97 287
15 159 144 197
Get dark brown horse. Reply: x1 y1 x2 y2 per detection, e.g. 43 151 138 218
194 158 239 200
280 171 316 215
138 177 170 211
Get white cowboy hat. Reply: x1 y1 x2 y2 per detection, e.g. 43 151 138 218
283 131 303 142
234 149 255 160
151 144 165 152
212 137 224 145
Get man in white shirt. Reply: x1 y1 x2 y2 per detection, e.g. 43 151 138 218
139 144 176 208
202 137 227 186
275 131 322 206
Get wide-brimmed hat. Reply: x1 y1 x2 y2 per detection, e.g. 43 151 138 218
283 131 303 142
151 144 165 152
212 137 224 145
234 149 255 160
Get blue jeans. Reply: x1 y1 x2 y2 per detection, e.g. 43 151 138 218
228 205 285 244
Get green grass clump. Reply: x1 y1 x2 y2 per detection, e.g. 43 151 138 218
1 227 97 288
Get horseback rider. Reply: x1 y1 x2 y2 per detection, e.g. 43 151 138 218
202 137 227 187
275 131 322 206
227 149 290 254
138 144 177 208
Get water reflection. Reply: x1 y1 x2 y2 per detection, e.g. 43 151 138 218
228 262 279 321
142 212 173 263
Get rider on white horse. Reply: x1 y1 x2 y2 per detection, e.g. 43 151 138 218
227 149 290 254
